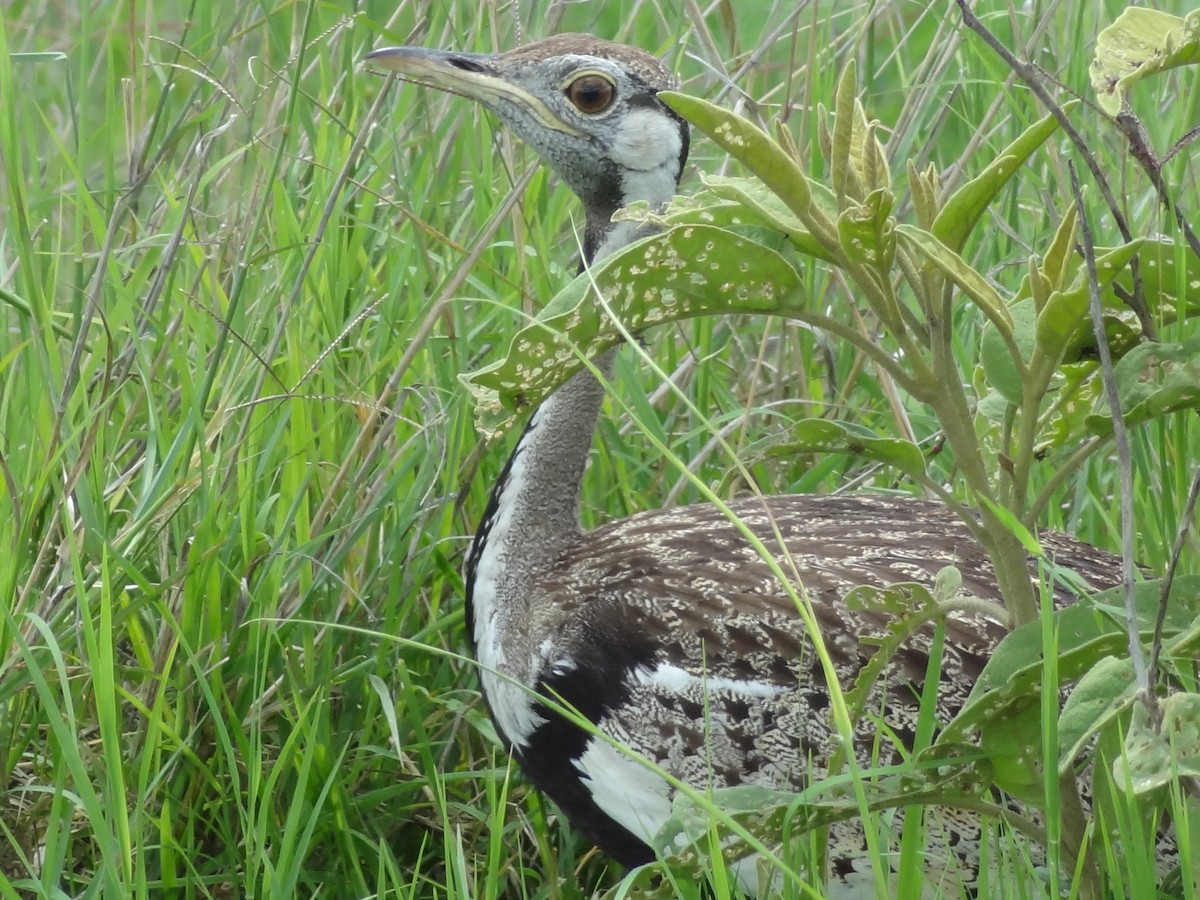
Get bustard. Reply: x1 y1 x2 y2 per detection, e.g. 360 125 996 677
366 34 1173 895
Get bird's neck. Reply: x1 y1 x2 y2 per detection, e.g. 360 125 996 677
466 161 681 658
465 347 616 653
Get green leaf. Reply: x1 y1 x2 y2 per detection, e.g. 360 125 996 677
939 576 1200 747
461 225 803 437
837 188 896 268
830 61 860 202
742 418 926 481
981 701 1044 802
12 51 69 63
1085 336 1200 435
699 174 838 263
979 298 1037 405
977 496 1043 556
896 225 1014 336
1040 203 1079 298
1033 240 1145 362
1112 693 1200 793
907 159 940 232
661 92 815 222
1091 8 1200 116
1056 654 1138 773
825 62 892 205
1108 235 1200 321
932 108 1066 252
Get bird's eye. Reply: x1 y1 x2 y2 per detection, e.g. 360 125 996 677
565 74 615 114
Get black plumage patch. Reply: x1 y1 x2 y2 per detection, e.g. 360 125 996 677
515 606 663 866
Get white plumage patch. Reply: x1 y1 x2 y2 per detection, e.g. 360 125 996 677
609 105 683 232
609 106 683 172
471 407 546 748
635 661 784 700
573 737 673 845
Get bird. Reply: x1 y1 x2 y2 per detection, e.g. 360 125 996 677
364 34 1176 896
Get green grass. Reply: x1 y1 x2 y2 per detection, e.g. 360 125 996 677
1 0 1198 897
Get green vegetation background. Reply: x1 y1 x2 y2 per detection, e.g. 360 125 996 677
0 0 1196 897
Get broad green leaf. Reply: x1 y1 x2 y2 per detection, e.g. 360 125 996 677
461 225 803 437
973 384 1012 427
1091 8 1200 115
1112 693 1200 793
981 701 1043 802
1057 654 1138 772
979 298 1037 405
1108 235 1200 320
699 174 838 263
932 108 1066 252
897 225 1014 337
661 92 817 226
615 193 755 231
939 576 1200 746
1085 336 1200 435
1033 240 1145 362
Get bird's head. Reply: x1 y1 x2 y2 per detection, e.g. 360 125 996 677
366 33 689 261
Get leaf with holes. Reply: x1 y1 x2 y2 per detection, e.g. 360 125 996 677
660 92 817 224
461 224 804 437
1057 654 1138 773
1112 693 1200 794
982 701 1044 803
840 581 942 735
838 188 896 268
699 174 838 263
1109 236 1200 320
1060 607 1200 768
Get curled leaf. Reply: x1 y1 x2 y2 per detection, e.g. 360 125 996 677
1091 8 1200 115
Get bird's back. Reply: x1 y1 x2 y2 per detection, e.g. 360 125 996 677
495 493 1125 887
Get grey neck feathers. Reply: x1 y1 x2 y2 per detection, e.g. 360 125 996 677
470 120 684 635
500 347 616 564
